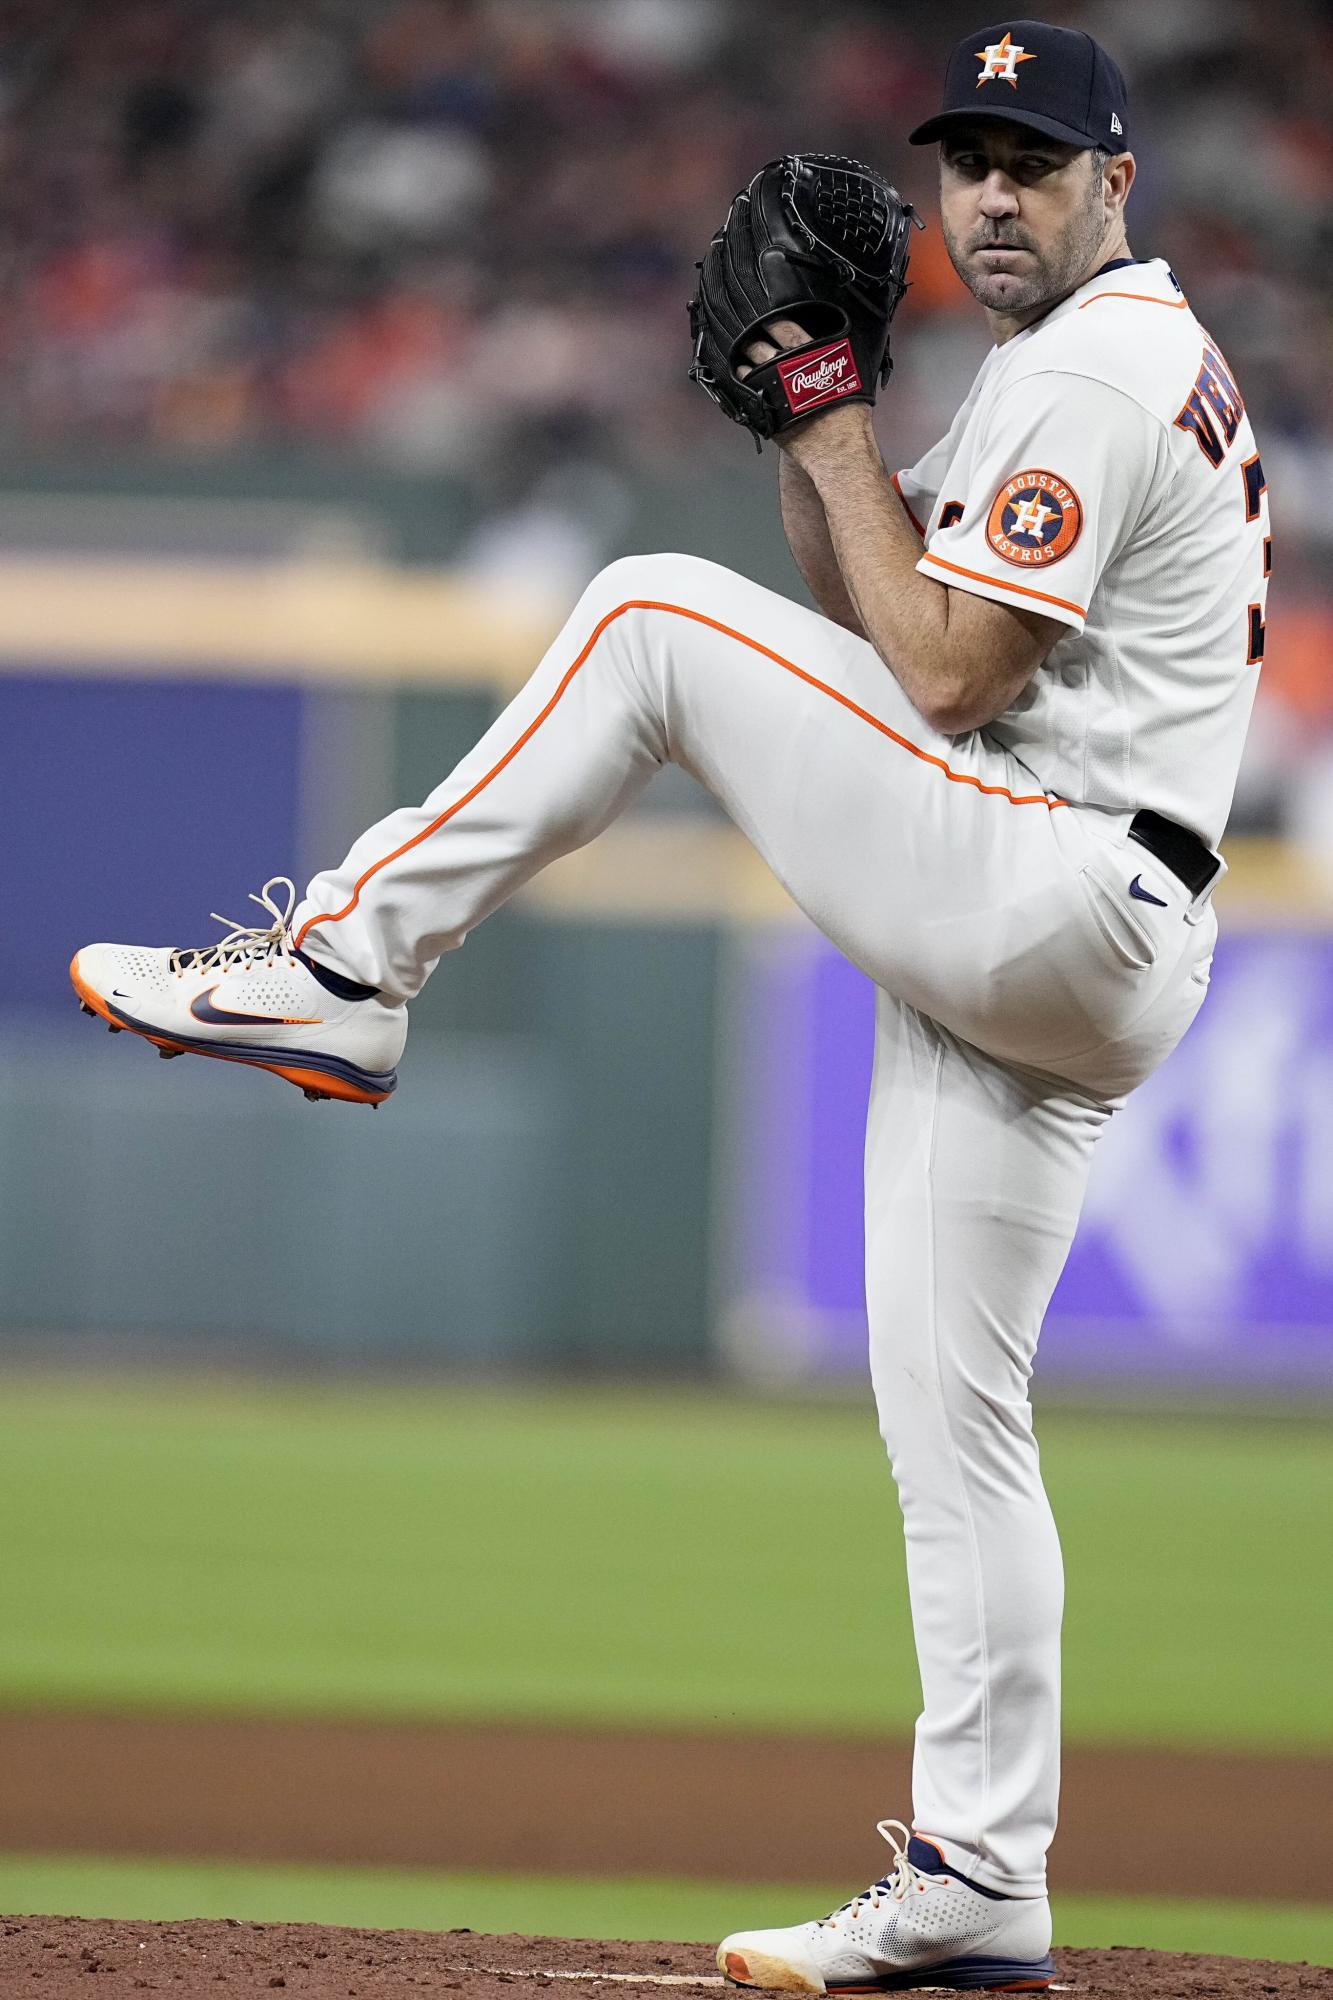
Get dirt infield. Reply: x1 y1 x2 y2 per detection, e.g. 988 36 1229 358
3 1712 1332 1903
1 1920 1331 2000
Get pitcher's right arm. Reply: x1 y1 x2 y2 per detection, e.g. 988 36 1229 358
779 455 865 637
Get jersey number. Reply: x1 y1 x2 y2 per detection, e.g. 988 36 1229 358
1247 603 1265 666
1241 452 1268 666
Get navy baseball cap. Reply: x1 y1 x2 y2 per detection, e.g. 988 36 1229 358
909 21 1129 152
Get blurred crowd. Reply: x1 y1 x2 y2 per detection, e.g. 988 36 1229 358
0 0 1331 824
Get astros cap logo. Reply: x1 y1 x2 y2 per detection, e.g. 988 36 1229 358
975 32 1037 88
910 24 1128 151
986 469 1083 568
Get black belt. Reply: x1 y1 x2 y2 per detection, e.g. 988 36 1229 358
1127 809 1220 899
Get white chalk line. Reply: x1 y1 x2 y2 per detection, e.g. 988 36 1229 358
476 1975 722 1988
476 1974 722 1987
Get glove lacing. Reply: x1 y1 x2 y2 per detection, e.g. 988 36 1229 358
819 1820 931 1929
169 877 299 978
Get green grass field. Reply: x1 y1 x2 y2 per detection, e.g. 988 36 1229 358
2 1376 1331 1964
1 1854 1332 1966
2 1377 1330 1746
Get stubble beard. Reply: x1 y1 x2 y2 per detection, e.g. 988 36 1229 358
944 182 1106 316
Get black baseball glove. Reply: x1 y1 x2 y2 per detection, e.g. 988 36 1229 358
688 153 922 447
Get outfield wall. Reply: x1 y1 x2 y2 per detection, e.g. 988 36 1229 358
721 928 1333 1390
3 521 1331 1389
1 649 723 1371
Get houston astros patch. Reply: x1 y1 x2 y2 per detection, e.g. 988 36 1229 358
986 470 1083 567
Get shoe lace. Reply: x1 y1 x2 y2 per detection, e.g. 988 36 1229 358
819 1820 927 1929
169 877 299 978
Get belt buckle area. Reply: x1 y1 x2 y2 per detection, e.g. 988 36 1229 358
1185 850 1225 922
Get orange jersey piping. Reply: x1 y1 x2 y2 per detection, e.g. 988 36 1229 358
919 551 1087 620
891 471 926 539
1078 290 1189 311
295 599 1066 949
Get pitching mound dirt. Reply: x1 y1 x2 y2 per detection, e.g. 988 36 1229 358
1 1921 1329 1999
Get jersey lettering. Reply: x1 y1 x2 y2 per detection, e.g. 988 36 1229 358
938 500 965 530
1174 344 1245 467
1241 452 1267 521
1263 535 1273 577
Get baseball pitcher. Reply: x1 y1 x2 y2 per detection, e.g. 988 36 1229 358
73 20 1267 1992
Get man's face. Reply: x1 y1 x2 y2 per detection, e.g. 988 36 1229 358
939 122 1110 315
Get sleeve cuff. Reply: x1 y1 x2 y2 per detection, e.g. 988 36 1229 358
918 549 1087 632
892 471 926 540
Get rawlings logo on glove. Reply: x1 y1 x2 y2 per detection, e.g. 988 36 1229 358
688 153 922 447
778 340 863 414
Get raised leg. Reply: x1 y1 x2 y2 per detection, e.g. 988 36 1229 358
294 554 1090 1067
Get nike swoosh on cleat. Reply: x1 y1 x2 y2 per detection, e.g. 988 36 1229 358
189 985 324 1028
1128 874 1168 907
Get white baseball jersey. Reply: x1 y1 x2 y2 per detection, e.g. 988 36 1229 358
894 256 1269 848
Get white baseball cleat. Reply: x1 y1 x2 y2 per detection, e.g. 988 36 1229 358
717 1820 1056 1994
70 878 405 1106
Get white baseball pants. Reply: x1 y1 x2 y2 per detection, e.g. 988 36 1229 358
296 553 1216 1896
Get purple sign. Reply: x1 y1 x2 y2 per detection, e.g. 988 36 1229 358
722 928 1333 1388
